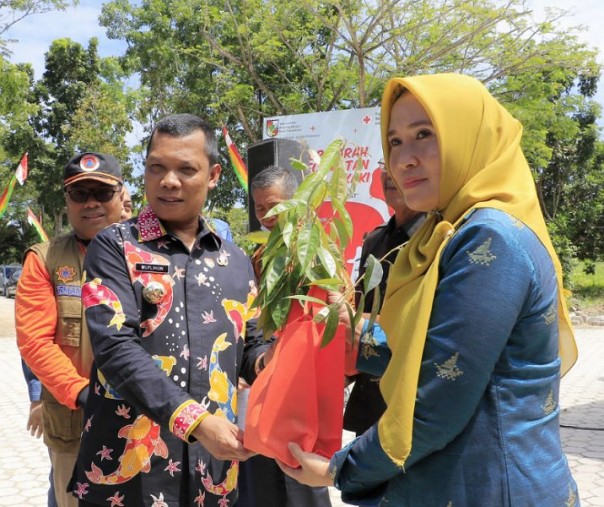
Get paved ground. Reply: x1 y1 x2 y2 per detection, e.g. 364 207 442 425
0 296 602 506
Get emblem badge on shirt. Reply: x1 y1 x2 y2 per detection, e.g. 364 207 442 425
217 250 229 266
56 265 77 283
142 281 166 304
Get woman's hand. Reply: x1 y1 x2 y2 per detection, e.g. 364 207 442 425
276 442 334 488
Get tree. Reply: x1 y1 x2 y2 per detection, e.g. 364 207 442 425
0 58 35 166
101 0 597 132
0 199 47 264
3 38 134 236
100 0 602 266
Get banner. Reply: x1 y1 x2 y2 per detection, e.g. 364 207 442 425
263 108 388 278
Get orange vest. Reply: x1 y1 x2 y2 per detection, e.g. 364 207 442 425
27 233 90 452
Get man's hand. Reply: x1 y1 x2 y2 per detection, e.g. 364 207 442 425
192 414 254 461
276 442 334 487
27 401 44 438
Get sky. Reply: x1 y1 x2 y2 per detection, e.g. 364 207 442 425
3 0 604 130
4 0 123 72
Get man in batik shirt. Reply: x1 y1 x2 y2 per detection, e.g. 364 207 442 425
70 114 267 506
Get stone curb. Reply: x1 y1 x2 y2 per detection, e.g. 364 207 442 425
570 312 604 327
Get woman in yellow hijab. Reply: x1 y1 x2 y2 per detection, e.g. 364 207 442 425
279 73 579 506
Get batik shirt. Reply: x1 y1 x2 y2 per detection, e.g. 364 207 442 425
70 207 261 507
331 209 579 506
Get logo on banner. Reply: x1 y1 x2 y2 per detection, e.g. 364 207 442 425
266 119 279 137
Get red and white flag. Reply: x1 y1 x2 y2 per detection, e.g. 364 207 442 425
15 152 28 185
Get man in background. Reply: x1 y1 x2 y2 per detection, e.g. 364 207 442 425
17 153 125 507
22 360 58 507
344 163 424 435
120 186 133 220
249 164 298 280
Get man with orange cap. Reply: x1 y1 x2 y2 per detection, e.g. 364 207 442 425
17 152 124 507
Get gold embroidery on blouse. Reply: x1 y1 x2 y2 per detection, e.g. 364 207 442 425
360 330 380 360
361 343 380 360
435 353 464 381
328 463 337 483
467 237 497 266
543 303 557 326
565 485 577 507
542 389 557 415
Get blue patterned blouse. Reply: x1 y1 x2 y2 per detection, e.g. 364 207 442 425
331 208 580 507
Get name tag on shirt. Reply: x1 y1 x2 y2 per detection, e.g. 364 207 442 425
135 263 169 273
56 285 82 297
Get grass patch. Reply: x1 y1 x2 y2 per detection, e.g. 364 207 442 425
567 261 604 313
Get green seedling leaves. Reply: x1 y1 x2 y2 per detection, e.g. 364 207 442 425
254 139 380 347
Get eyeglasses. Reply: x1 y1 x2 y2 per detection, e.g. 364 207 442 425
65 187 120 203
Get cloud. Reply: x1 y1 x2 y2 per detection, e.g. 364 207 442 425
4 0 123 78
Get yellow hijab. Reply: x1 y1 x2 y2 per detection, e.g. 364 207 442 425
377 73 577 467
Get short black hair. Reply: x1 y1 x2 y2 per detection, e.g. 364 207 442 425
146 113 219 165
250 165 298 199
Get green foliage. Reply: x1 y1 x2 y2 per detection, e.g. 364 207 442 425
252 139 374 344
554 138 604 264
0 0 602 281
101 0 600 142
571 261 604 288
547 218 577 283
97 0 604 271
0 57 34 119
205 205 254 251
2 37 134 236
568 261 604 311
0 198 49 264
